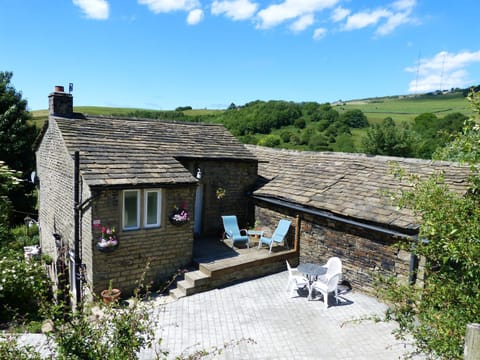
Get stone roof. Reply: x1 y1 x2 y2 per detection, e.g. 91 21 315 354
248 145 472 232
53 115 257 187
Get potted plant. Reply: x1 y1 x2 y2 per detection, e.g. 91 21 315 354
96 226 119 252
100 281 121 304
169 205 190 226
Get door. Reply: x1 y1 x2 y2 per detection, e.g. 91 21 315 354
194 184 204 236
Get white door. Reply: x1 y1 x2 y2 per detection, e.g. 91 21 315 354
194 184 203 235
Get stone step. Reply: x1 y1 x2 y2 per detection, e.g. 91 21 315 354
169 270 213 300
184 270 211 287
169 287 186 300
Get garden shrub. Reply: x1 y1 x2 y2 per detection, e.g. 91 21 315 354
0 251 51 323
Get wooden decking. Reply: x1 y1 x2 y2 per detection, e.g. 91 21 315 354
169 236 298 299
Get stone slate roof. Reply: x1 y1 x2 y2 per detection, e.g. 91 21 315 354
248 145 472 232
53 115 257 187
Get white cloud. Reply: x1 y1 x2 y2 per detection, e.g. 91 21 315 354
342 0 416 35
138 0 200 13
256 0 339 29
375 10 409 36
211 0 258 21
290 14 314 32
406 50 480 92
73 0 109 20
313 27 327 40
187 9 204 24
391 0 416 12
344 9 391 31
331 6 350 22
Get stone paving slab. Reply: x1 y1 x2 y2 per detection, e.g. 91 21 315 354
142 271 421 359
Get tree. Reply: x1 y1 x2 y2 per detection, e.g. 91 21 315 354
434 90 480 163
294 117 306 129
0 72 38 224
412 112 467 159
0 161 19 246
377 90 480 359
308 133 330 151
0 72 37 175
340 109 369 128
362 117 417 157
333 133 356 153
258 134 281 147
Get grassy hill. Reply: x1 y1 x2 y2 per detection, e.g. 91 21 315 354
336 92 472 125
31 91 473 155
32 91 472 126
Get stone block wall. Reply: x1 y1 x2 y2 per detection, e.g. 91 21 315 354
255 201 420 295
180 159 258 236
90 186 196 295
36 119 75 275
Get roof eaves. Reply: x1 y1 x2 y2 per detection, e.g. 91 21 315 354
251 194 419 239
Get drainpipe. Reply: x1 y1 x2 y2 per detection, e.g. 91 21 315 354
74 151 81 305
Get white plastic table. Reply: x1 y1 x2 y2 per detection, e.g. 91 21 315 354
297 263 327 300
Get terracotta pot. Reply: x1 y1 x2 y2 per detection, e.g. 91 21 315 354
100 288 121 304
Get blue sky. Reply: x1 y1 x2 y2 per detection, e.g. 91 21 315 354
1 0 480 111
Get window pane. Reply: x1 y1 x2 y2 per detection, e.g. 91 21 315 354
124 191 138 228
146 191 159 226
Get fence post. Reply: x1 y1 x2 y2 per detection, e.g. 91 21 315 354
464 323 480 360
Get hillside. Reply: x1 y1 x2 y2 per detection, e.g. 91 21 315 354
30 90 475 159
32 91 472 125
336 91 472 125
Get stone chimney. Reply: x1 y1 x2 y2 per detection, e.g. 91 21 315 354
48 85 73 117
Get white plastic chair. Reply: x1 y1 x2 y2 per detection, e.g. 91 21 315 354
317 257 342 283
308 272 341 309
286 260 309 297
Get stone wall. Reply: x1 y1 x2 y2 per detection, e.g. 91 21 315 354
36 119 75 278
255 201 419 295
90 186 196 295
180 159 258 236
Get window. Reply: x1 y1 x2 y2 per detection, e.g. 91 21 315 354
122 189 162 230
144 190 161 228
123 190 140 230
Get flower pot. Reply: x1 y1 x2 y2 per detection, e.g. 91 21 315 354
100 288 121 304
96 242 118 253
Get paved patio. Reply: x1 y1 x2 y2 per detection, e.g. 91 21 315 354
142 271 420 359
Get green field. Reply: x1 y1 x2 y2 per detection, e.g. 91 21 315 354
336 92 472 125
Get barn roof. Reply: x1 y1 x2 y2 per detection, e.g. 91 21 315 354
248 145 472 233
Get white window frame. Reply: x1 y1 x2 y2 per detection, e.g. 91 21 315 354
123 190 140 230
144 189 162 228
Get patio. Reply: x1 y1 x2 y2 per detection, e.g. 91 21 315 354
169 236 297 299
146 270 421 359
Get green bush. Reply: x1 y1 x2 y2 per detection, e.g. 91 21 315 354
0 251 51 323
259 135 281 147
0 335 43 360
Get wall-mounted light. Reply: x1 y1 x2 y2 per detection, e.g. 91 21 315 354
196 168 202 179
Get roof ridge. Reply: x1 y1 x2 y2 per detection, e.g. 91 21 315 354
246 145 468 167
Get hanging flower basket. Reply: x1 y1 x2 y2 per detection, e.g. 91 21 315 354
169 208 190 226
96 226 119 252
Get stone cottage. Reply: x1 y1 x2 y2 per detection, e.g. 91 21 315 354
35 86 258 303
247 145 472 294
35 85 474 304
